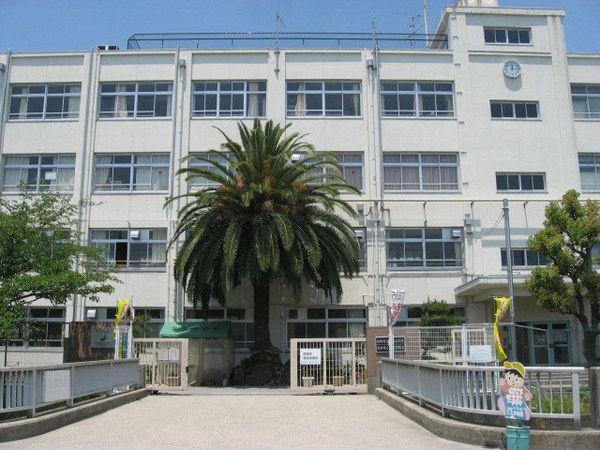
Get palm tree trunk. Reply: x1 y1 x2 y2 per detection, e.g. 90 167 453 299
252 278 273 352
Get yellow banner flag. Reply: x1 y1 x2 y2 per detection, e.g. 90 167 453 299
493 297 511 363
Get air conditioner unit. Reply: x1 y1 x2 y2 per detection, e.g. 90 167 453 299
130 230 140 239
452 229 463 239
97 44 119 51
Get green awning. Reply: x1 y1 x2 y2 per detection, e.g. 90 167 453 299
159 321 234 339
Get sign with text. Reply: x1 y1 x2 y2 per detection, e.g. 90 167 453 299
376 336 405 357
468 345 494 363
299 348 322 365
43 369 70 403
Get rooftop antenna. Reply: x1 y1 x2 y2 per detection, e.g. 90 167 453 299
275 12 287 50
274 12 286 75
424 0 429 35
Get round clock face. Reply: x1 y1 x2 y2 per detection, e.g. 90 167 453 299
503 60 522 78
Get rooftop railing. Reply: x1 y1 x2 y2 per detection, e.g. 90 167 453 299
126 31 448 50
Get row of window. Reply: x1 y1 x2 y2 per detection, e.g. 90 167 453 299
10 81 598 121
0 152 551 194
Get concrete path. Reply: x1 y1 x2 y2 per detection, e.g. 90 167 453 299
4 391 484 449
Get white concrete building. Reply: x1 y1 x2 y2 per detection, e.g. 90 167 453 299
1 1 599 366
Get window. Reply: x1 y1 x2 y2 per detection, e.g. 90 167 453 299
571 84 600 120
89 229 167 269
484 27 531 45
2 154 75 193
187 153 232 187
93 154 169 192
490 101 539 119
286 307 367 343
578 154 600 191
386 228 463 269
9 307 65 347
86 307 164 336
192 81 266 117
383 153 459 191
381 82 454 117
309 152 363 191
501 248 547 268
9 84 80 120
286 81 361 117
354 228 367 269
186 308 254 350
496 173 545 192
99 82 173 118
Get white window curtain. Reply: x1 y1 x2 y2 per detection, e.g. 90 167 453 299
294 82 306 116
115 84 129 117
247 82 259 117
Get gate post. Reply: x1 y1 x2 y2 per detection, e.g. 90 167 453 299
322 341 327 387
180 340 188 389
290 339 298 389
351 341 357 385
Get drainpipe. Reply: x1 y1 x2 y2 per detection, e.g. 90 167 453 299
72 49 95 323
0 51 12 185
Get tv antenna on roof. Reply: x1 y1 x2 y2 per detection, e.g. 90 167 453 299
275 12 287 49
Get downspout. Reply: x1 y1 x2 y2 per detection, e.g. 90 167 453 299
170 46 185 321
0 51 13 183
72 49 96 323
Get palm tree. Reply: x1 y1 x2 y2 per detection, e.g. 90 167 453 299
168 120 360 353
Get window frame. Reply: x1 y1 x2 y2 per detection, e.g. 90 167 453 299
386 227 464 270
495 172 546 193
9 307 66 348
286 80 362 118
483 27 532 45
490 101 539 120
89 228 168 270
1 154 76 193
500 248 547 268
309 152 364 192
354 228 367 270
191 80 267 118
93 153 170 193
382 153 460 192
98 82 173 119
578 153 600 192
571 84 600 120
8 83 81 121
286 306 367 345
187 152 232 187
380 81 455 118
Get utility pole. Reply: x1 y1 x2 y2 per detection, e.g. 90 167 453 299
502 198 517 361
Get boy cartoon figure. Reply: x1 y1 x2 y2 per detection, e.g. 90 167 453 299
497 361 532 421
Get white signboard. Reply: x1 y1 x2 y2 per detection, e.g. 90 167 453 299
468 345 494 363
43 369 70 403
300 348 322 365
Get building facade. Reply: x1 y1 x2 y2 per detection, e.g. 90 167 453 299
1 3 599 365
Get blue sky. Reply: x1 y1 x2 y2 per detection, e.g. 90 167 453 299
1 0 598 53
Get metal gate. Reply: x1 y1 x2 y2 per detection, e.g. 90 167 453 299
133 338 188 390
290 338 367 393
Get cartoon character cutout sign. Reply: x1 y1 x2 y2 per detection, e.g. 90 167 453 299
497 361 532 421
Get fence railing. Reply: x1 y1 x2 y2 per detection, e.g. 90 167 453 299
0 359 141 418
381 358 587 429
290 338 367 393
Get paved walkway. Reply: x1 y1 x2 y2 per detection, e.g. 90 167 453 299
5 390 484 449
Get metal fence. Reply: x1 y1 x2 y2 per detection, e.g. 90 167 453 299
134 338 188 390
0 359 140 418
126 31 448 50
381 358 587 429
391 324 497 365
290 338 367 393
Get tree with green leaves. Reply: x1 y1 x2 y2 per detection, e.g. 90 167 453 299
417 300 464 327
526 190 600 367
417 300 463 361
168 120 360 353
0 192 117 365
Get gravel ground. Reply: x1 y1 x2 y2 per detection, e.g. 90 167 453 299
4 391 484 449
